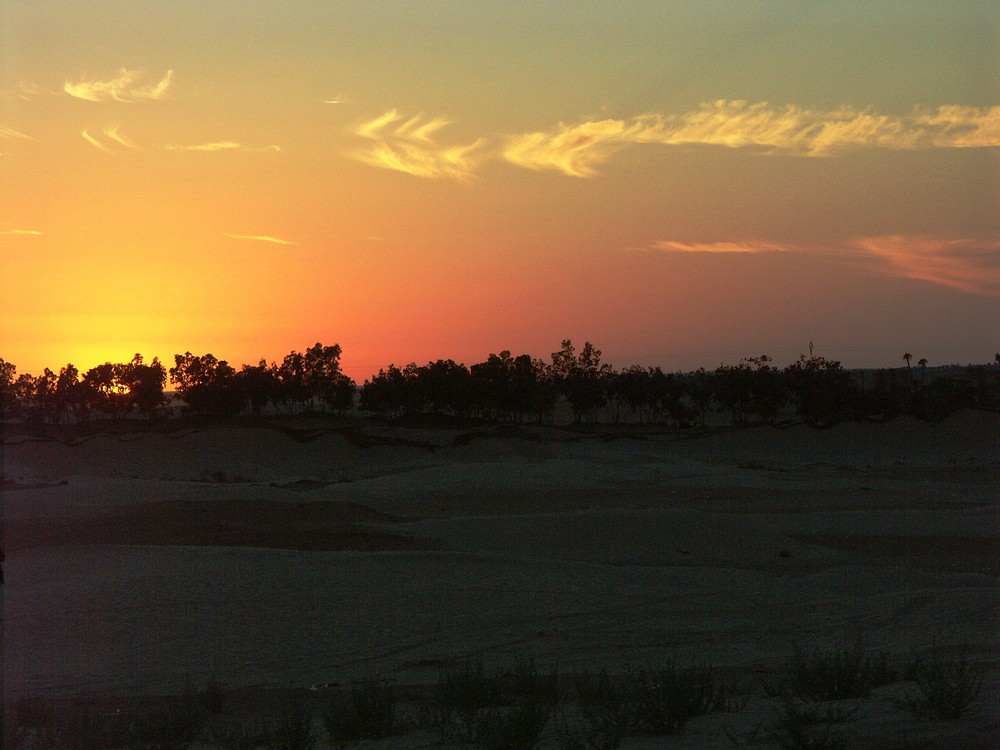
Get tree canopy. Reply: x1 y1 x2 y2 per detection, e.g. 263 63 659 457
3 341 998 425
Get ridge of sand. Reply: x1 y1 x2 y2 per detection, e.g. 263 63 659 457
4 410 998 747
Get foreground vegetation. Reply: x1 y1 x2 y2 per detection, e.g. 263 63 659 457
4 641 986 749
2 342 998 426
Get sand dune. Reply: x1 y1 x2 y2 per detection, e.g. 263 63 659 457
3 411 998 747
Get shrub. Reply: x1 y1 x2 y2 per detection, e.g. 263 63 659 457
904 647 983 720
209 719 272 750
569 661 744 740
625 660 743 736
553 703 624 750
789 640 896 701
13 696 55 729
427 657 559 742
133 698 207 750
440 658 503 715
625 667 691 735
768 697 847 750
270 699 317 750
573 670 631 739
474 701 551 750
499 657 562 707
323 679 397 745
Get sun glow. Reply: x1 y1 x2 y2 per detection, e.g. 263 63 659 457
1 4 996 382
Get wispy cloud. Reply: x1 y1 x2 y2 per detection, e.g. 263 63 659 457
225 233 296 246
644 234 1000 296
103 124 137 149
323 92 347 105
170 141 242 152
504 101 1000 177
854 235 1000 296
18 80 48 100
79 125 138 153
912 105 1000 148
351 101 999 179
0 127 35 141
164 141 281 152
0 227 43 236
353 110 485 181
81 129 112 152
649 240 795 254
64 68 173 102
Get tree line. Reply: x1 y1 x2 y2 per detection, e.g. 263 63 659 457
1 341 998 426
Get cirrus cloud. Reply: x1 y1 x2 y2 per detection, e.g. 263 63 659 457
80 124 139 153
503 100 1000 177
854 235 1000 297
225 233 296 246
649 240 795 254
353 110 485 181
1 127 35 141
644 234 1000 297
164 141 281 152
76 126 280 155
81 129 111 153
65 68 174 102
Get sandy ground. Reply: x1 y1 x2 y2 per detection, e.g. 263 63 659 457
3 411 999 747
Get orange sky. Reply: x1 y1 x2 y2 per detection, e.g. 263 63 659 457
2 2 998 382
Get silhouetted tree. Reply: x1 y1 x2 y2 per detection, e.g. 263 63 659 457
963 363 1000 411
275 350 310 411
684 367 715 427
31 368 59 422
0 358 18 418
517 355 558 423
855 368 903 420
237 360 279 417
716 356 787 425
170 352 243 417
470 351 516 420
53 364 82 422
785 353 856 426
121 354 167 418
325 372 357 413
303 342 351 411
11 372 37 420
419 359 472 416
360 363 423 417
81 363 122 418
267 342 351 413
609 365 668 424
551 340 610 423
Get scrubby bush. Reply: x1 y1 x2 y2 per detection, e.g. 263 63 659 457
474 701 551 750
270 698 317 750
768 697 848 750
625 661 738 735
570 661 744 739
322 679 398 745
904 647 983 720
788 640 896 701
425 657 560 742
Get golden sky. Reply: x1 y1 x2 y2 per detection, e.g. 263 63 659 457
2 2 998 380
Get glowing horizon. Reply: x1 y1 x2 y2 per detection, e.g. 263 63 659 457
2 3 998 382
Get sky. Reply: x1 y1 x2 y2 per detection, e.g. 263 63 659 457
2 1 998 382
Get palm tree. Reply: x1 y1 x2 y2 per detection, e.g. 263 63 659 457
903 352 913 379
918 357 927 384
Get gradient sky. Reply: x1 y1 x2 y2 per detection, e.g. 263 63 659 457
2 1 998 382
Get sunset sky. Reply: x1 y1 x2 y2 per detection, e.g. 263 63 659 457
2 2 998 382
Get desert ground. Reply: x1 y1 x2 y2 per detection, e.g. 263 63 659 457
3 410 999 748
